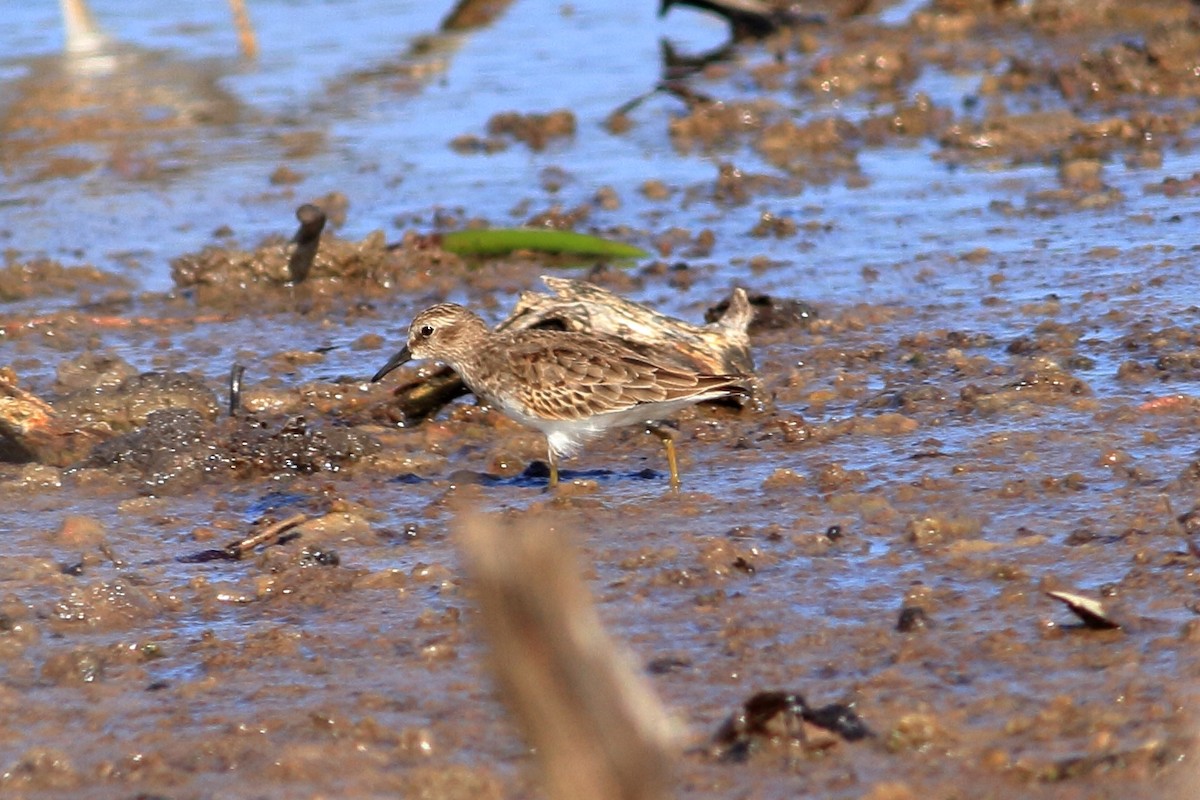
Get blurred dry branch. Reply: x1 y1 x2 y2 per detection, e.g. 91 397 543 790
0 368 97 464
441 0 517 31
457 511 680 800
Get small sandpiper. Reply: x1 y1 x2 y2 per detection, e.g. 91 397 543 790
371 302 749 488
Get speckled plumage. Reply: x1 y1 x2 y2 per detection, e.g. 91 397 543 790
372 302 749 487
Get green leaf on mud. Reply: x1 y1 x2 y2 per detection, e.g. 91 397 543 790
439 228 647 260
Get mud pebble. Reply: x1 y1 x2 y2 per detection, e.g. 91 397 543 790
351 332 386 351
860 783 917 800
762 468 805 491
40 647 104 685
486 109 575 151
906 516 981 546
640 180 672 201
53 352 138 393
54 515 107 548
13 464 62 489
269 165 304 185
815 463 867 493
1 748 79 790
887 712 944 752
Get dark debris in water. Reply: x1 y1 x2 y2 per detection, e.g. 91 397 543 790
179 512 309 563
709 690 871 762
705 292 818 333
896 604 931 632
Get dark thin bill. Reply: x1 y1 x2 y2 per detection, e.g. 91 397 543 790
371 346 413 382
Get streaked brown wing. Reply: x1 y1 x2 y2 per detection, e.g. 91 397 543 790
492 332 743 421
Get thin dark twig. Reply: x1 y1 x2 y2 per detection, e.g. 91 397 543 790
229 363 245 417
287 204 326 284
224 513 309 560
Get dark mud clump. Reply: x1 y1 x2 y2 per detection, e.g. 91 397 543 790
0 258 132 302
85 411 380 492
705 292 819 333
170 222 467 306
452 109 576 153
58 371 220 434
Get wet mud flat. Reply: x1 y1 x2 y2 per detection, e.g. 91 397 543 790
4 0 1200 798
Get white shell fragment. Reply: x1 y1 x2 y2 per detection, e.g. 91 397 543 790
1046 590 1121 630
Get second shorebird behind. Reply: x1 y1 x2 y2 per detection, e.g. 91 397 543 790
371 302 749 488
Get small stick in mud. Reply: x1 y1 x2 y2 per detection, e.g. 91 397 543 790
225 512 309 559
609 81 717 124
287 203 327 284
177 513 311 563
457 510 679 800
229 363 246 417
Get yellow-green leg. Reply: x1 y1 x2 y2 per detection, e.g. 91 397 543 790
662 436 681 489
547 447 559 489
648 423 681 489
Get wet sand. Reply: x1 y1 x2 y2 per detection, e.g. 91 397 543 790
2 0 1200 797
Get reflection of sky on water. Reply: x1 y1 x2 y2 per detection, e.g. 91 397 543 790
0 1 1196 324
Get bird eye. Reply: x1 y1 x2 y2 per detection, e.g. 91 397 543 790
419 325 434 338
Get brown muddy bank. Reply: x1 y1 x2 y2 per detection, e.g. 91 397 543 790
3 0 1200 798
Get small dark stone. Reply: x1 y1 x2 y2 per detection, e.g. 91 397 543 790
803 702 872 741
646 655 692 674
710 689 871 761
176 548 239 564
522 461 552 480
1065 527 1099 546
303 547 340 567
1178 505 1200 535
896 605 930 632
